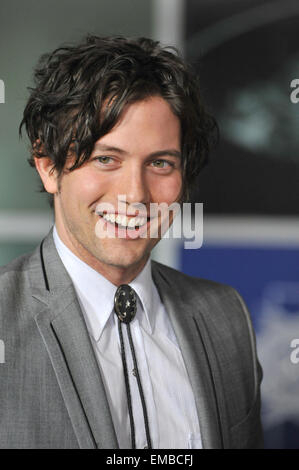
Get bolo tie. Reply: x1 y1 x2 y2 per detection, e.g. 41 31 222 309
114 284 152 449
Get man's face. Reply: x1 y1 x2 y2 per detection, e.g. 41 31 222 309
53 96 182 282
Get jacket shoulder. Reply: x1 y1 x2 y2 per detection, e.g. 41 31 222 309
0 250 36 317
151 259 237 298
151 259 254 342
0 251 33 276
0 250 35 291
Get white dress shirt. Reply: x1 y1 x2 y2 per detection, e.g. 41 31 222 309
53 226 202 449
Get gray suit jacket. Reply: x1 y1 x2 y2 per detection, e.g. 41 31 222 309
0 229 263 449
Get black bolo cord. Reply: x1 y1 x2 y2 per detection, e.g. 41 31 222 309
126 322 152 449
118 318 136 449
114 284 152 449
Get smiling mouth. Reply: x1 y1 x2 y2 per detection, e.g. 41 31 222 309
97 211 151 230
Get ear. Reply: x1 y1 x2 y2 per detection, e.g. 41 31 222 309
34 156 59 194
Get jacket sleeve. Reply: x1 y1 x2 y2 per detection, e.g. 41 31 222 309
231 287 264 449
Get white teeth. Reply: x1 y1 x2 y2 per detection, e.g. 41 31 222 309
100 213 147 228
116 214 123 225
107 213 116 223
128 217 137 227
120 215 128 227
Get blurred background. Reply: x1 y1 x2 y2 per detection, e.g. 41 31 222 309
0 0 298 449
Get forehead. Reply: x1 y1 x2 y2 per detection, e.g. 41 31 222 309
97 96 181 152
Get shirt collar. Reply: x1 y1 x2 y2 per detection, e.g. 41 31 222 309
53 226 154 341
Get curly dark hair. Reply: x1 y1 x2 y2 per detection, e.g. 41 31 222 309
19 35 218 205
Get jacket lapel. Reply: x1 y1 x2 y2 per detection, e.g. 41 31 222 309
27 228 229 449
28 230 118 449
152 261 229 449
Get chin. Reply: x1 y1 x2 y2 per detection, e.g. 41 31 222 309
94 247 149 270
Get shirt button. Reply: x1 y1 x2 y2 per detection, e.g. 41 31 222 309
132 368 137 377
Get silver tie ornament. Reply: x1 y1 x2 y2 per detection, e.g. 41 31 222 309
114 284 137 324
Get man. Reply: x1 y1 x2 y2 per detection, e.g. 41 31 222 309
0 35 263 448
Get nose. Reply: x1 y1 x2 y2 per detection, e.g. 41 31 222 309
118 162 150 207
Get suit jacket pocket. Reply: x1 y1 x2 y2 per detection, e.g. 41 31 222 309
230 393 264 449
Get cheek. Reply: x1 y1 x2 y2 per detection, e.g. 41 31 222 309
63 170 107 205
152 174 182 203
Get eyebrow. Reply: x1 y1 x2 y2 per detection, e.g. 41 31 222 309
93 143 181 159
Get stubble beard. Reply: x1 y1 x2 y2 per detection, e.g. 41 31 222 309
69 219 155 271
